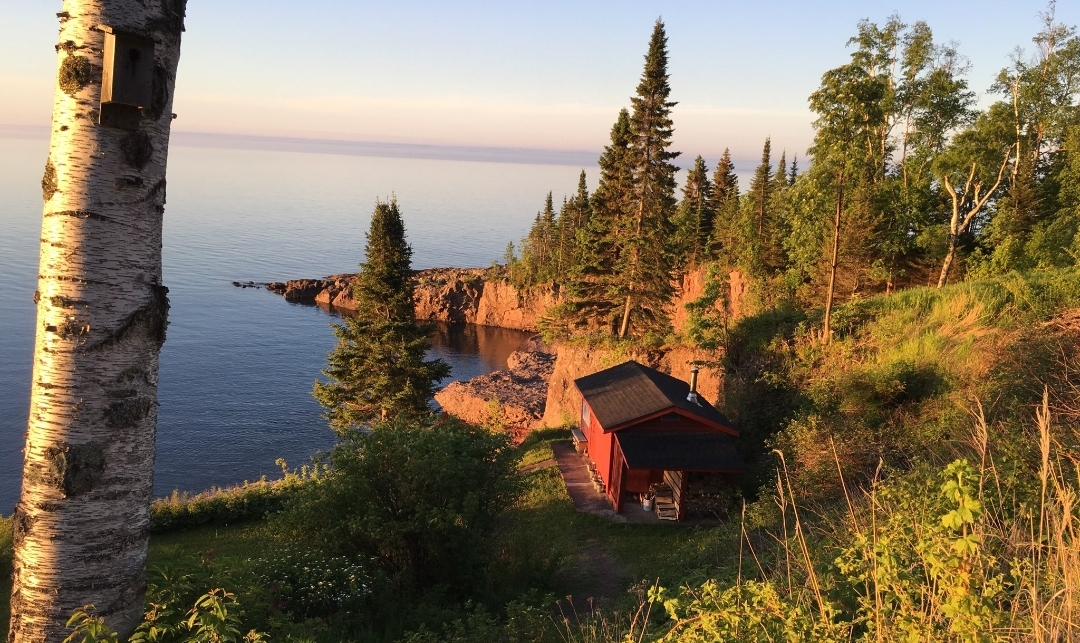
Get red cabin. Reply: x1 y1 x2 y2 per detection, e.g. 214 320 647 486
571 360 745 521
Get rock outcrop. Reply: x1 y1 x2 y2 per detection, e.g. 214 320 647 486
265 268 554 331
538 343 725 428
265 276 351 303
434 337 556 441
539 266 748 429
267 264 751 436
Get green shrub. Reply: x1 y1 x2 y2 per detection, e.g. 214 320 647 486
253 549 373 620
274 415 523 596
151 465 319 533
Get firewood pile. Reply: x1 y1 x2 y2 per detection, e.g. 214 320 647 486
685 475 736 520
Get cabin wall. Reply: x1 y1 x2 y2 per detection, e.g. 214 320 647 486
610 442 625 507
623 468 664 495
582 399 615 494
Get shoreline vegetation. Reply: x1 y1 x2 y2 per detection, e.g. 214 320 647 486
8 10 1080 643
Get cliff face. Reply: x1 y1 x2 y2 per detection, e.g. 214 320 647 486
539 266 747 429
266 265 750 436
265 268 553 331
538 344 724 428
669 267 750 335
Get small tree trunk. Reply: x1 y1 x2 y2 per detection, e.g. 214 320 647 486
618 294 632 338
9 2 185 641
938 233 958 288
822 176 844 345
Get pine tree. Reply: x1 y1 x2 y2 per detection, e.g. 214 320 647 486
517 192 560 285
554 173 594 279
557 111 633 334
674 155 714 267
617 19 680 338
772 150 788 194
574 170 591 223
749 138 773 238
313 199 450 432
742 137 791 274
709 148 740 261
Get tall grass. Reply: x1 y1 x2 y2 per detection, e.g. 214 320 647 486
649 392 1079 642
150 462 321 532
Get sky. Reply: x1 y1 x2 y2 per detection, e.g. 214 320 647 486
2 1 1078 165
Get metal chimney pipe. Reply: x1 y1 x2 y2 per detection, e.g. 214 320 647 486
687 366 700 404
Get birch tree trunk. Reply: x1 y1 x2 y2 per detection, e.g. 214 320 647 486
8 2 185 641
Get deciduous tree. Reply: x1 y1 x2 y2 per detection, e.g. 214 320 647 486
10 2 187 640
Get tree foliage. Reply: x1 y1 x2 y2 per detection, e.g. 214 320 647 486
313 198 449 432
276 416 522 594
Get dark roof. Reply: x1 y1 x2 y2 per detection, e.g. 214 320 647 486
617 431 746 471
574 360 735 432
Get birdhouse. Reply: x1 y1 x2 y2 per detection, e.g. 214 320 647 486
98 27 155 130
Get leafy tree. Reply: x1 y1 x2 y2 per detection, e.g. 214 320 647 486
11 2 187 640
932 115 1015 286
276 416 522 594
617 18 680 338
807 38 888 342
313 199 449 432
971 7 1080 275
798 15 976 338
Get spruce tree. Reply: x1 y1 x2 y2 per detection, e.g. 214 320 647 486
772 150 788 194
573 170 592 227
313 198 450 433
709 148 740 260
749 137 773 238
674 155 713 267
556 195 574 275
746 137 789 273
557 111 633 334
617 19 680 338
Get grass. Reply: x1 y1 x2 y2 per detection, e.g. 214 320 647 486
0 514 11 630
500 431 729 607
0 427 704 640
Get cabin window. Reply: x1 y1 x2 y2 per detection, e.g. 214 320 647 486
582 400 591 426
662 412 679 422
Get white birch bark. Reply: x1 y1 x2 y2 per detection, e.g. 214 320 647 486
8 2 185 641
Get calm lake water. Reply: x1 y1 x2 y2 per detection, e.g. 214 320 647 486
0 133 595 514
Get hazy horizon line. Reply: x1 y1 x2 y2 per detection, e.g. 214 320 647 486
0 125 605 167
1 125 767 176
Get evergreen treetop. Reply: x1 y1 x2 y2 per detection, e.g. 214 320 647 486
313 198 449 432
616 18 680 338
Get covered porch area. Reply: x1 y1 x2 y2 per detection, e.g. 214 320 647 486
612 431 744 522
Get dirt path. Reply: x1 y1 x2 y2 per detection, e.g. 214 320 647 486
581 545 629 604
551 441 624 520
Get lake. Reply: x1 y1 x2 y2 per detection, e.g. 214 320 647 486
0 133 596 514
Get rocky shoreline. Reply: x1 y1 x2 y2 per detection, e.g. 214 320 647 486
259 266 746 441
433 336 556 442
263 267 557 332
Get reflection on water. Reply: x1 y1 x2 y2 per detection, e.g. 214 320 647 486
319 301 533 382
429 322 533 382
